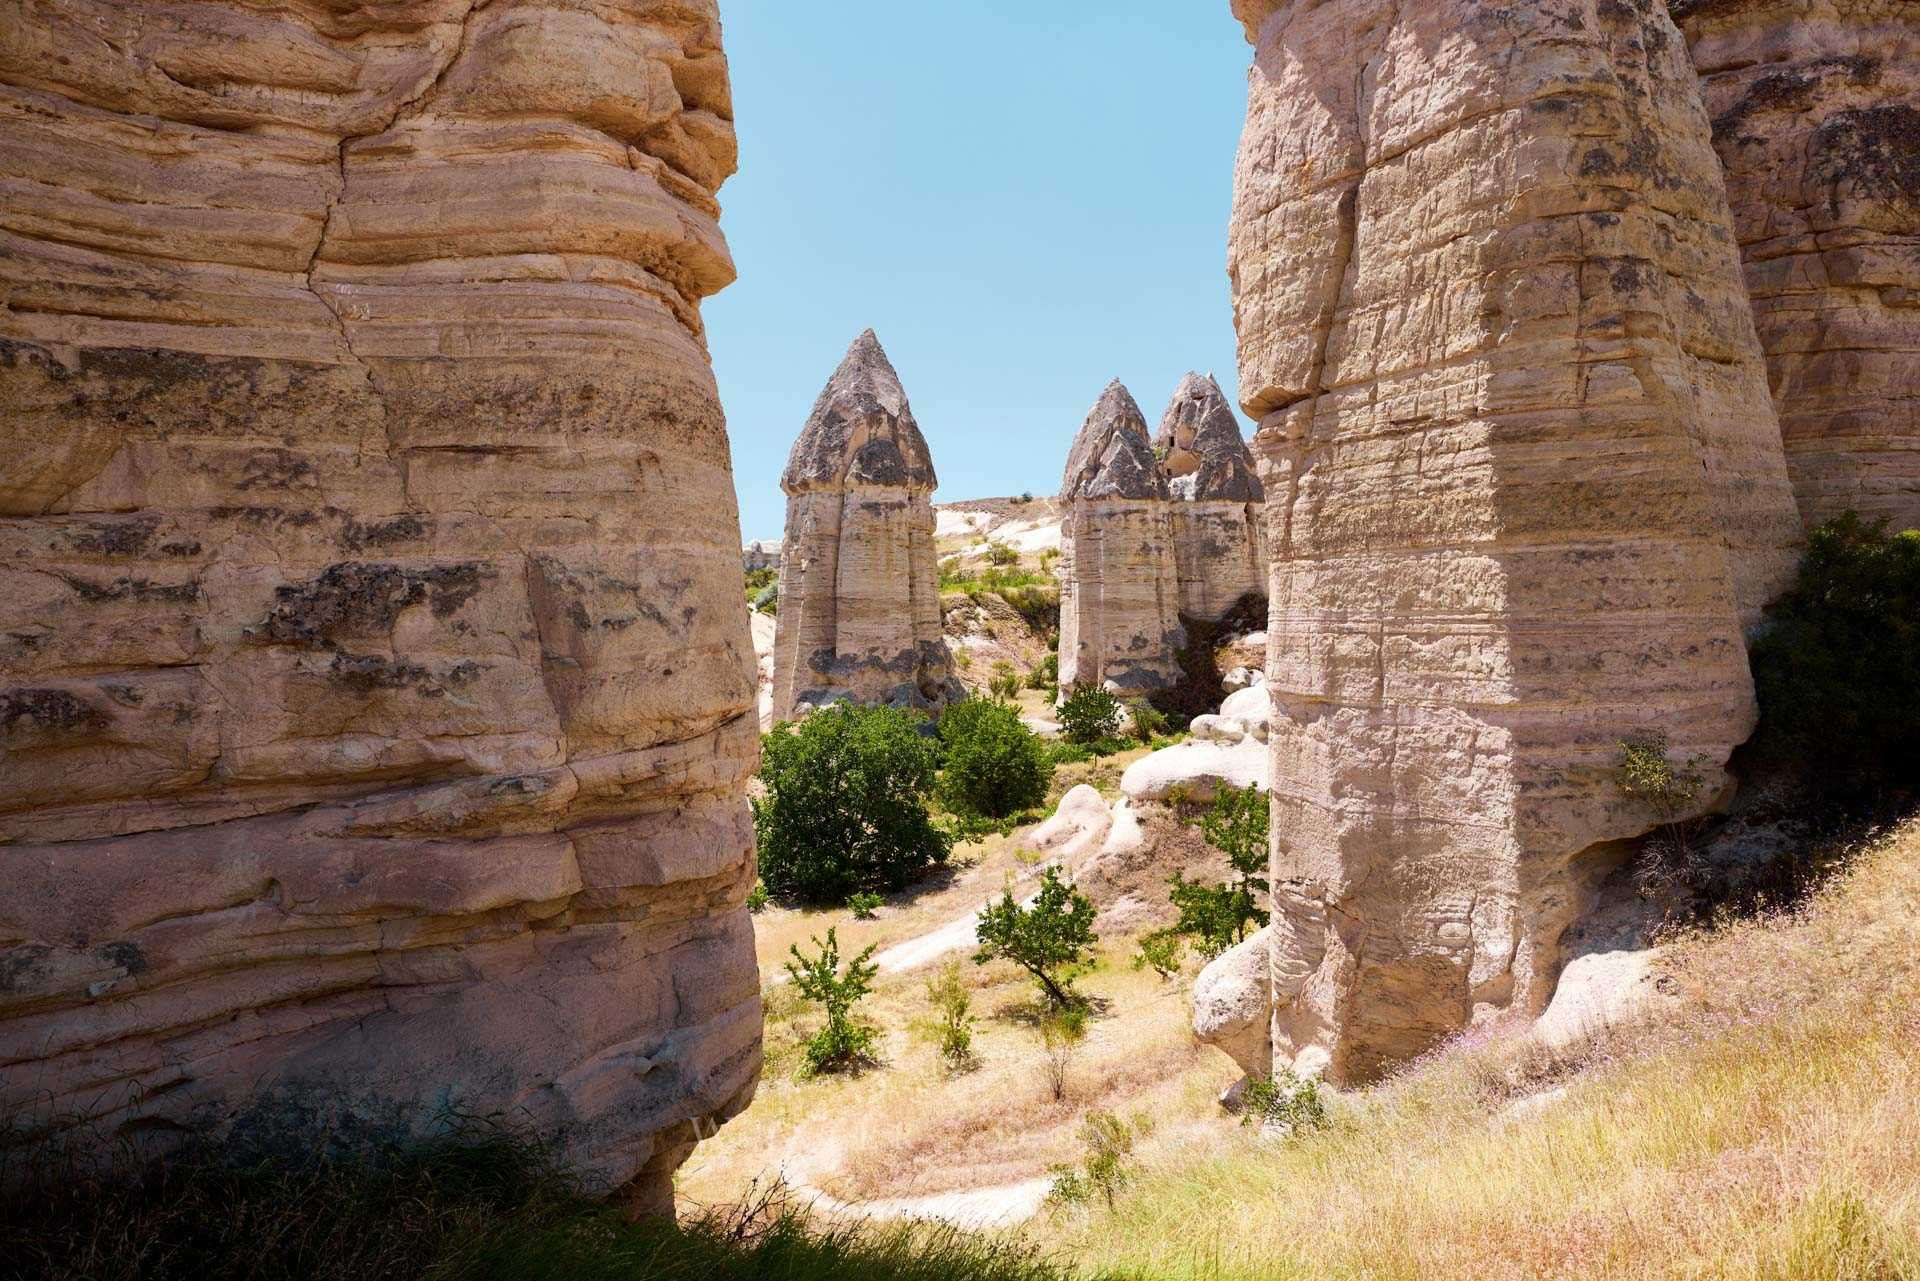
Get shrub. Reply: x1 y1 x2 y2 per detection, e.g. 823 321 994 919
1025 653 1058 691
1749 512 1920 801
1058 683 1122 744
744 567 777 596
746 879 769 914
973 866 1098 1008
1133 929 1184 980
847 891 883 920
1123 698 1167 745
1165 784 1271 958
986 541 1020 567
987 662 1022 701
1037 1005 1088 1101
784 927 880 1076
1046 1110 1136 1210
751 581 778 615
1242 1067 1329 1135
1615 732 1708 902
939 698 1051 820
926 961 976 1072
753 705 952 905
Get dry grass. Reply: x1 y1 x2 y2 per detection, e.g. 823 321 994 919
1048 818 1920 1281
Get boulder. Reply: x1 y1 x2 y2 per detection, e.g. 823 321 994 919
1120 738 1268 803
1229 0 1801 1085
771 331 963 721
1193 926 1275 1078
0 0 759 1213
1675 1 1920 532
1222 666 1264 693
1029 784 1114 862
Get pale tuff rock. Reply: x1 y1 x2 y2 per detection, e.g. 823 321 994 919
1229 0 1802 1085
744 540 783 572
1057 381 1185 695
772 331 963 721
1156 373 1268 620
0 0 758 1212
1675 0 1920 531
1123 684 1273 803
1193 925 1276 1079
1029 784 1116 862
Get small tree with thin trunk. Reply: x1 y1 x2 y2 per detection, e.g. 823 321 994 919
973 866 1097 1009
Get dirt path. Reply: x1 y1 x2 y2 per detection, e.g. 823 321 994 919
797 1176 1055 1230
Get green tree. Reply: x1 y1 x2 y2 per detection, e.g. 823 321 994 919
1058 683 1122 744
939 698 1051 820
784 928 880 1075
973 866 1098 1008
926 960 976 1071
753 704 951 905
987 661 1023 701
1165 784 1271 958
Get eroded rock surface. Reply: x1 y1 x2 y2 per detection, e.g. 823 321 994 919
772 330 961 721
0 0 759 1212
1229 0 1801 1084
1057 381 1184 695
1675 0 1920 531
1156 373 1268 621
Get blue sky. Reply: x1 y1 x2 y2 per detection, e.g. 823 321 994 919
705 3 1254 543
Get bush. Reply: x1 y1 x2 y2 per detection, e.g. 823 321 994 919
1749 512 1920 801
1133 929 1183 980
938 698 1050 820
784 928 880 1075
746 879 769 914
1046 1110 1136 1210
1615 732 1709 902
1025 653 1058 691
1058 683 1122 744
987 662 1022 701
751 581 778 615
985 541 1020 567
973 866 1097 1008
926 961 976 1071
1242 1067 1329 1135
753 705 952 905
847 891 883 920
1123 698 1167 745
1037 1005 1087 1101
1164 784 1271 958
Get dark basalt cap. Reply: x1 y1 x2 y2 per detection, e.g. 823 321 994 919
1154 372 1263 503
1060 380 1166 502
782 330 938 493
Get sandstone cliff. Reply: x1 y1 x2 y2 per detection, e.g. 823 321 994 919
1057 381 1185 697
1229 0 1802 1083
771 330 961 721
1675 0 1920 532
1155 372 1267 622
0 0 760 1212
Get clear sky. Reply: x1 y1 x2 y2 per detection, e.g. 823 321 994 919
705 2 1254 543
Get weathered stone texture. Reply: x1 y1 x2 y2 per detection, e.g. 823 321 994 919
1057 381 1185 696
771 330 961 721
0 0 760 1210
1156 372 1268 621
1230 0 1802 1083
1675 0 1920 531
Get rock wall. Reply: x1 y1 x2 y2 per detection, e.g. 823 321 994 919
1229 0 1803 1083
771 330 961 721
1156 372 1268 621
0 0 760 1213
1057 381 1185 697
1674 0 1920 532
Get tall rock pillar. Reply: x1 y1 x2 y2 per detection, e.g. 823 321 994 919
1058 381 1185 696
1675 0 1920 532
771 331 961 722
1229 0 1803 1083
1156 373 1268 622
0 0 759 1212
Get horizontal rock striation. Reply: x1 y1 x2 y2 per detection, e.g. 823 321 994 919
0 0 760 1212
1156 372 1268 622
772 330 961 721
1674 0 1920 532
1229 0 1802 1083
1057 381 1185 697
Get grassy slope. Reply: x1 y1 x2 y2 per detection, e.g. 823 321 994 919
1047 820 1920 1281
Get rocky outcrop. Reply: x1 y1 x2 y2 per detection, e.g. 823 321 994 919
1193 925 1276 1080
1229 0 1803 1084
1156 373 1268 620
1057 381 1185 696
1674 1 1920 532
771 331 961 721
744 540 783 573
0 0 759 1213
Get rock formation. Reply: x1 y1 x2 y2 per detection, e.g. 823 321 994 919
771 331 961 721
0 0 759 1213
1057 381 1185 696
1156 373 1268 620
1228 0 1803 1084
1674 1 1920 532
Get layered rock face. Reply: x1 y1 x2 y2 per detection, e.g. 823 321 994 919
0 0 760 1211
771 331 961 721
1057 381 1185 696
1675 0 1920 531
1156 373 1268 621
1229 0 1802 1083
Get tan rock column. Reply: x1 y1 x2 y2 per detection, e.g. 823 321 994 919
1156 372 1268 622
771 331 961 721
1675 0 1920 532
0 0 760 1211
1228 0 1802 1083
1058 381 1185 696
